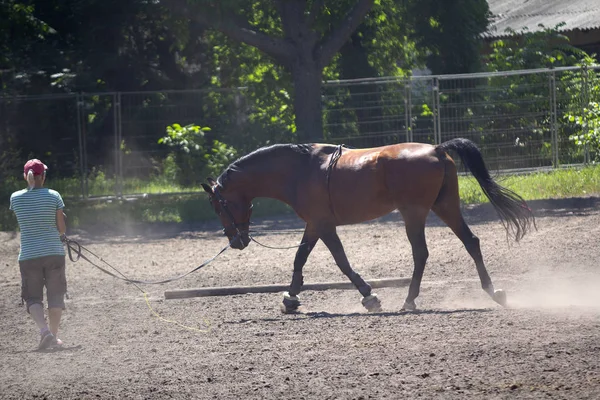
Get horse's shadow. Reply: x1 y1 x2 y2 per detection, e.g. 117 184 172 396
304 308 492 318
226 307 493 324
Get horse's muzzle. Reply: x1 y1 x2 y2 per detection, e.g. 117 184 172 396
229 231 251 250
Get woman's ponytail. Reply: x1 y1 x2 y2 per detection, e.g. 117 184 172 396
26 169 35 189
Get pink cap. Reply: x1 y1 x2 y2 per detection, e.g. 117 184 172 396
23 159 48 176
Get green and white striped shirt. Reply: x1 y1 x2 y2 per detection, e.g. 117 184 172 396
9 188 66 261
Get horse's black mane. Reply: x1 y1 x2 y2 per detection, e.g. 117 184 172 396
217 143 313 188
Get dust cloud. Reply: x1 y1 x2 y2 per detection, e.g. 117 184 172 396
508 273 600 310
436 272 600 311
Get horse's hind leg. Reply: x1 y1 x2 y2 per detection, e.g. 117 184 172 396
399 208 430 311
432 188 507 307
320 230 382 312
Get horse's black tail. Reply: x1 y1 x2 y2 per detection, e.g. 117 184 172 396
437 138 536 242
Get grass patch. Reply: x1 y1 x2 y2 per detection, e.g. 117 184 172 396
47 175 203 197
458 164 600 204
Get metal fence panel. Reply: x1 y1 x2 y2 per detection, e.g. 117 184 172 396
77 93 120 197
2 65 599 198
437 72 554 170
322 76 438 148
323 65 600 171
118 89 248 179
0 94 83 195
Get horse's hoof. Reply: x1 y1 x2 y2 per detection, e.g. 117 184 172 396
401 300 417 311
280 292 301 314
361 294 382 313
493 289 507 307
280 303 303 314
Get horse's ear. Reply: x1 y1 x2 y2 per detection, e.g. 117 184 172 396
207 177 217 186
201 183 213 194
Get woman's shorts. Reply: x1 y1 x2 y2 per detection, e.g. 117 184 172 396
19 255 67 312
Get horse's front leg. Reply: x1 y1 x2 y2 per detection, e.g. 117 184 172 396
281 228 318 314
320 230 382 312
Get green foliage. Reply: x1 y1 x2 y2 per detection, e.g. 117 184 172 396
1 0 214 185
324 0 491 142
158 123 238 185
159 123 211 153
474 24 600 166
363 1 418 76
566 102 600 160
485 24 589 71
206 140 238 177
2 0 493 175
204 31 296 147
1 0 199 95
410 0 490 74
323 1 426 141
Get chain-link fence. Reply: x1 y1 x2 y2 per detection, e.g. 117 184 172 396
324 65 600 171
2 65 599 199
0 88 251 198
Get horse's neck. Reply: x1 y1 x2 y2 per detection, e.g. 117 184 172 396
234 150 305 202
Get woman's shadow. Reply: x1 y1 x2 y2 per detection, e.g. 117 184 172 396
12 344 83 354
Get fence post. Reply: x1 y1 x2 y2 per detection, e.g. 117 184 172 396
82 95 89 198
582 65 590 164
432 77 441 144
118 92 123 196
75 94 86 199
405 79 412 142
113 93 122 198
549 71 559 167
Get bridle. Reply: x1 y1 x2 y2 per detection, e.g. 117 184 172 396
210 187 252 240
211 186 313 250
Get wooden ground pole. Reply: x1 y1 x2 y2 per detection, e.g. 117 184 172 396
164 277 411 299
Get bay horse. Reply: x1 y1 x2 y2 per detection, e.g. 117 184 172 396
201 138 535 313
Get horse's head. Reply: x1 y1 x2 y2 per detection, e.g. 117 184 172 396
202 178 252 250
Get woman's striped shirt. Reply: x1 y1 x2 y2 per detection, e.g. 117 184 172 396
9 188 66 261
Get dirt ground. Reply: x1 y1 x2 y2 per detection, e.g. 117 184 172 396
1 196 599 400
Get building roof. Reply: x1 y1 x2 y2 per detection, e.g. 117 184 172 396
485 0 600 38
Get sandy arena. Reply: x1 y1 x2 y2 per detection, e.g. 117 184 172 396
1 197 599 399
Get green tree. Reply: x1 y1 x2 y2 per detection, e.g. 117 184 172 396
411 0 490 74
323 0 490 143
0 0 215 180
330 1 420 139
167 0 377 142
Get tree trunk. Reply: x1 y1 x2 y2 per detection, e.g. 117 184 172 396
166 0 376 144
277 0 324 143
290 57 324 143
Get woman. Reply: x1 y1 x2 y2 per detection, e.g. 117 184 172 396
9 159 68 350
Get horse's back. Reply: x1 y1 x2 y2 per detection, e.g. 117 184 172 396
328 142 447 175
378 143 449 209
317 143 449 224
